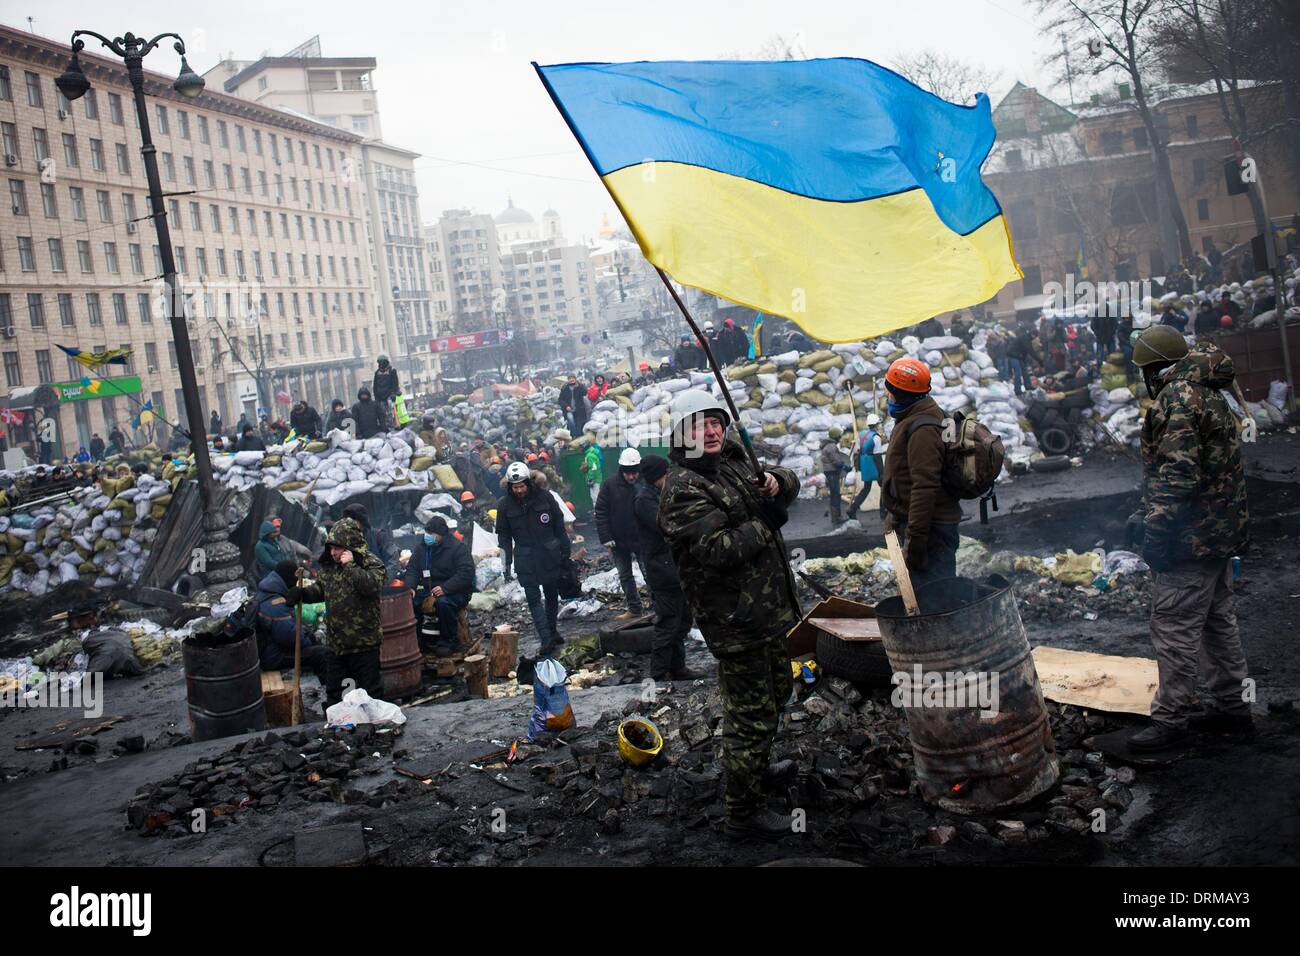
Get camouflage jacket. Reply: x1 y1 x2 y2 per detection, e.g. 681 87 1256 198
299 517 387 654
1141 342 1249 562
658 435 801 659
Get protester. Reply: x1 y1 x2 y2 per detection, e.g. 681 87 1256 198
253 519 292 581
373 355 400 431
89 433 105 461
819 426 851 526
496 461 570 658
674 334 702 371
1128 329 1251 752
351 387 383 439
289 518 387 707
208 410 222 437
254 560 325 674
582 442 604 504
289 400 322 440
594 447 647 619
404 515 476 655
847 413 885 523
633 454 700 681
325 399 348 433
237 424 267 451
1160 303 1190 333
558 374 588 434
340 502 394 571
1005 320 1037 395
586 374 610 405
881 357 962 588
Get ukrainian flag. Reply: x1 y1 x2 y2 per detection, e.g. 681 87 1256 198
536 59 1021 342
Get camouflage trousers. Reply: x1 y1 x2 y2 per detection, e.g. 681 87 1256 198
716 632 792 817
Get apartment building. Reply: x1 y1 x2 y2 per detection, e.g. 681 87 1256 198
0 24 377 458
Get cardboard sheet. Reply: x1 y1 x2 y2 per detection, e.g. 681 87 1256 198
1031 645 1159 716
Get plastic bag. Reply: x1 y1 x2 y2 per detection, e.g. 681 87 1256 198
528 659 574 739
325 687 407 728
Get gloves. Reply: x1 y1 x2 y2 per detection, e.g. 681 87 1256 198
285 586 303 606
904 533 930 573
1142 536 1175 573
1125 511 1146 550
883 511 899 534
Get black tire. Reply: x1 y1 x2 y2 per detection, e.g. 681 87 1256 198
1031 454 1072 474
815 630 894 686
1038 426 1073 456
174 573 204 598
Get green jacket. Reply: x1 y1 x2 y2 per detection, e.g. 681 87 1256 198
298 517 387 654
658 435 801 659
1141 342 1249 562
583 444 603 485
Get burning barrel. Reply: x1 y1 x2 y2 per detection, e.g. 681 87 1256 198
875 575 1058 814
380 587 422 699
182 630 266 742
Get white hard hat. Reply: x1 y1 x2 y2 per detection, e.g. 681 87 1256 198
505 461 530 484
866 413 881 427
669 389 730 443
703 321 715 331
1132 313 1152 330
618 448 642 468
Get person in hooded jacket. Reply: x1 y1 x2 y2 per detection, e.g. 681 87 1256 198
496 462 570 657
289 400 322 439
351 386 382 439
594 448 647 619
253 519 292 580
586 374 610 405
819 426 851 525
404 515 476 654
633 454 701 681
254 560 326 673
325 399 348 433
674 334 702 371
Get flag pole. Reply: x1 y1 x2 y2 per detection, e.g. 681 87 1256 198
532 61 764 477
654 268 764 476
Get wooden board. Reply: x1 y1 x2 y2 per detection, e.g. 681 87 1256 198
809 617 882 642
1031 646 1159 716
15 715 126 750
786 596 875 658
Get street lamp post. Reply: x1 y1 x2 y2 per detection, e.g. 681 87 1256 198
57 30 242 595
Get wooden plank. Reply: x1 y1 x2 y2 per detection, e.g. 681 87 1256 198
1031 646 1159 716
15 715 126 750
810 617 882 641
884 530 919 616
786 595 877 658
261 671 285 693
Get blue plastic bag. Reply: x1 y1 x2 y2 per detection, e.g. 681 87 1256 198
528 659 575 739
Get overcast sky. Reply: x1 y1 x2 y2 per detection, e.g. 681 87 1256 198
16 0 1068 243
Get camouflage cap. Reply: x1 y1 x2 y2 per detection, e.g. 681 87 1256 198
326 517 367 551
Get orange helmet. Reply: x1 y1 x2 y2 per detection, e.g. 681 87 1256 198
526 453 538 462
459 491 476 503
884 357 931 393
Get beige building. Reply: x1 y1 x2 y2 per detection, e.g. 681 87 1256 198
0 24 377 460
982 79 1300 318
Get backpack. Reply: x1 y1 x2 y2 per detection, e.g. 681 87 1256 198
902 410 1005 523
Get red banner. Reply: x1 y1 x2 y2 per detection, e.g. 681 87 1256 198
429 329 510 353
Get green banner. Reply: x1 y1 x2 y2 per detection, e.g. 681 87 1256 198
52 375 143 404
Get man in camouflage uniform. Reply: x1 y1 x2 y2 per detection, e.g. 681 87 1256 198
1130 328 1252 752
658 390 801 840
292 517 388 708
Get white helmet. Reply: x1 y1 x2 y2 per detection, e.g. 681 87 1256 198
670 389 730 443
703 321 716 332
866 413 881 427
505 461 530 484
618 448 642 468
1132 313 1152 330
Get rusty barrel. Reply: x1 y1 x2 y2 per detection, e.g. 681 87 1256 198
875 575 1058 814
183 632 266 742
380 587 422 699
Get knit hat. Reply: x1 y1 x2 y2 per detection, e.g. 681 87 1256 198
640 454 670 483
274 560 298 584
425 515 449 536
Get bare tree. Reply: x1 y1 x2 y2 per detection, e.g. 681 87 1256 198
891 50 1002 105
754 33 808 61
1038 0 1195 264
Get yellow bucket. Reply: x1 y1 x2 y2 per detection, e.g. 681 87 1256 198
617 717 664 767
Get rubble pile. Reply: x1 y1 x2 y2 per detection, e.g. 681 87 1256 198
212 428 465 508
126 725 417 836
0 469 177 596
513 678 1133 860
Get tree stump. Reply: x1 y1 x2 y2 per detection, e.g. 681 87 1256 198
463 654 489 699
488 628 518 679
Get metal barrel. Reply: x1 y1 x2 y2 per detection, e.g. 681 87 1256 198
380 587 422 699
182 633 267 742
875 575 1058 814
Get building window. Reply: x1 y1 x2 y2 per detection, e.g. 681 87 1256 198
0 66 10 101
1197 198 1210 221
57 293 74 327
197 115 209 144
77 240 94 273
103 242 120 273
46 237 64 272
8 178 26 215
129 244 143 274
112 294 127 325
61 132 79 166
138 293 153 325
35 349 52 384
115 142 130 174
1 121 18 160
89 138 104 171
217 120 228 148
3 351 21 387
154 105 169 134
1101 130 1124 155
108 92 123 125
27 293 45 327
178 110 190 139
85 293 102 326
24 71 42 108
1193 157 1207 184
96 189 112 222
1132 127 1148 149
33 128 50 162
69 186 86 220
1186 114 1199 137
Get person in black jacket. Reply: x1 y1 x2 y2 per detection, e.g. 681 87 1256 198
558 374 588 434
208 410 222 437
324 399 348 433
351 387 382 439
253 560 326 673
633 455 701 681
673 335 701 371
593 448 647 619
496 462 570 657
236 424 267 451
289 400 323 439
372 355 400 431
403 515 476 654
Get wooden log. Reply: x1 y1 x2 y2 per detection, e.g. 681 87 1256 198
456 607 472 649
488 628 518 679
463 654 489 699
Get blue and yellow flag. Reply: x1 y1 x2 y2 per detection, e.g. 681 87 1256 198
748 313 764 359
57 344 131 370
536 59 1021 341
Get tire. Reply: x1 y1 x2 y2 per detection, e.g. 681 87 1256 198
815 629 894 687
1031 454 1072 474
1038 426 1073 456
174 573 204 598
600 618 656 655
